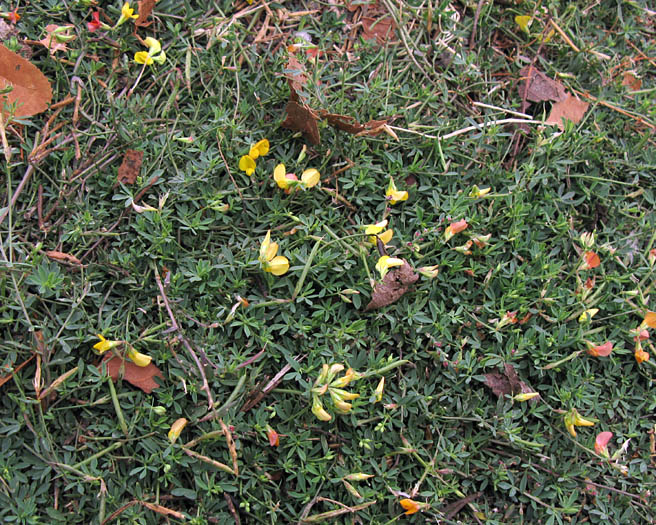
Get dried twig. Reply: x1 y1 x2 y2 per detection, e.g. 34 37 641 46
154 266 215 410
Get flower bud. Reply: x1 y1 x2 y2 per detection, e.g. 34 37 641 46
418 265 439 278
513 392 540 402
311 396 332 421
580 232 595 249
168 418 188 443
153 406 166 415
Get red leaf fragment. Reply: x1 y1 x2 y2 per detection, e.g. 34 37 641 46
0 43 52 118
45 250 82 267
103 354 163 394
117 149 143 185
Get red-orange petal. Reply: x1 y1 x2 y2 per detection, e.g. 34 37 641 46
594 431 612 455
583 251 600 269
588 341 613 357
643 311 656 329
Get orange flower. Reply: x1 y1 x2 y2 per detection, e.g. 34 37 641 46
400 498 423 515
585 341 613 357
594 431 612 457
580 251 600 270
444 219 468 241
641 311 656 329
266 425 279 447
634 343 650 364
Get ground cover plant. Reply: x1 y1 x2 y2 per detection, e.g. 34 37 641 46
1 0 655 523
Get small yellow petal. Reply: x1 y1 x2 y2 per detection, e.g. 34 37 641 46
127 348 152 367
578 308 599 323
239 155 256 176
301 168 320 188
266 241 279 262
249 139 269 159
266 255 289 276
274 163 288 189
168 417 188 443
312 397 332 421
378 229 394 245
515 15 532 34
364 220 387 235
259 230 272 261
143 37 161 54
134 51 153 65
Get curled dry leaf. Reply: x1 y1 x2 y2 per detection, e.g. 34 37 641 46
45 250 82 267
365 261 418 311
361 16 395 44
117 149 144 185
282 97 321 145
103 354 163 394
0 44 52 118
546 94 590 130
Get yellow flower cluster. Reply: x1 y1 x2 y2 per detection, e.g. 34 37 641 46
239 139 270 176
273 163 320 193
311 364 360 421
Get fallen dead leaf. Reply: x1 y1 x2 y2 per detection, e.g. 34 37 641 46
365 261 418 311
546 93 589 129
37 25 76 55
281 98 321 145
45 250 82 267
483 363 538 403
284 54 309 99
103 354 163 394
117 149 143 185
0 43 52 118
361 16 395 44
135 0 158 28
621 71 641 92
518 66 567 103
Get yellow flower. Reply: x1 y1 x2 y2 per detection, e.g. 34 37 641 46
93 334 121 353
258 230 289 276
312 396 332 421
385 177 408 205
374 377 385 403
564 408 595 437
400 498 428 515
239 155 257 176
301 168 320 188
115 1 138 27
515 15 532 34
248 139 269 160
364 220 393 245
469 185 491 198
143 37 161 54
274 163 292 190
513 392 539 402
375 255 404 279
578 308 599 323
127 347 152 367
134 51 153 65
168 417 188 443
331 367 359 388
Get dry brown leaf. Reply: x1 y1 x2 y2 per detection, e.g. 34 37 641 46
365 261 418 311
117 149 143 185
484 364 538 403
103 354 163 394
518 66 567 103
284 55 309 98
45 250 82 267
281 100 321 145
37 25 75 55
0 44 52 118
135 0 158 28
621 71 641 91
546 94 589 130
361 16 395 44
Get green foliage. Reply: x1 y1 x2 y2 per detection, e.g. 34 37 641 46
1 1 655 524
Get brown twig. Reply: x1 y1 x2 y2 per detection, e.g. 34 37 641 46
154 266 215 410
216 135 243 200
469 0 486 50
240 354 305 412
